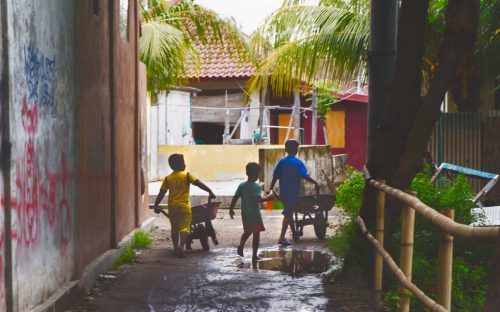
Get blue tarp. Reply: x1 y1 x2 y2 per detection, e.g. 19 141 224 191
440 163 498 180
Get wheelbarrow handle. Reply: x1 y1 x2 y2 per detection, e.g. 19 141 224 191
149 204 170 218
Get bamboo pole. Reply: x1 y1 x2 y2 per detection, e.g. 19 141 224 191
399 191 416 312
367 179 500 240
374 180 386 304
437 209 454 311
356 216 448 312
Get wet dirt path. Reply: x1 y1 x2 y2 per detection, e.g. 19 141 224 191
72 210 375 312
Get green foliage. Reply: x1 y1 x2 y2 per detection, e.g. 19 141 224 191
140 0 249 91
328 168 365 258
112 245 136 270
133 230 153 249
305 80 342 121
388 163 492 311
248 1 369 97
330 163 492 311
112 230 153 269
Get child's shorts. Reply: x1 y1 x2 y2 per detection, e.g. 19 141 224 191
169 206 192 234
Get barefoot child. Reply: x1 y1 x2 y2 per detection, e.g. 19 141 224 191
152 154 216 258
229 162 274 260
269 140 319 245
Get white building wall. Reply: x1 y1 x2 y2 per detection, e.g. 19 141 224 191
165 90 192 145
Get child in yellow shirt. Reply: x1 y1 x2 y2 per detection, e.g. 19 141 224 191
152 154 215 258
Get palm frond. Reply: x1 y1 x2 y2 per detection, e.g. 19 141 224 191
139 0 250 90
250 4 369 96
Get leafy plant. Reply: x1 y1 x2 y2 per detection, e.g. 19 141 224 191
112 245 136 269
328 167 365 258
112 230 153 269
133 230 153 249
330 163 492 311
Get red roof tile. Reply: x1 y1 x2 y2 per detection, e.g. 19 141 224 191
185 34 255 79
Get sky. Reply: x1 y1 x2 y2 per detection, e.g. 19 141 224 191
194 0 283 35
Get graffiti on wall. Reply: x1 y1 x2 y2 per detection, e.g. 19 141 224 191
24 45 56 117
12 46 72 260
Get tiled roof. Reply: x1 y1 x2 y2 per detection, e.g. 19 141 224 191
185 36 255 79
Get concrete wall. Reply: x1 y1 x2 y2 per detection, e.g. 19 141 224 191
112 0 141 243
0 1 6 308
157 145 260 181
77 0 113 275
6 1 78 310
157 90 193 145
259 146 335 196
0 1 147 310
155 145 344 195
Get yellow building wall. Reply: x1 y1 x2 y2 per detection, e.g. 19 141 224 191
325 110 345 148
278 113 292 145
158 145 261 181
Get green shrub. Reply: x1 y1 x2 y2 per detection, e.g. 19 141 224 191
328 168 365 258
132 230 152 249
112 230 153 269
329 163 492 311
112 245 136 269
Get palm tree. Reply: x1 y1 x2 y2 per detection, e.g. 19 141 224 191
248 0 370 97
139 0 249 92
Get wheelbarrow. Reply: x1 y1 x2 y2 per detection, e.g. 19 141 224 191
292 194 336 241
150 200 221 251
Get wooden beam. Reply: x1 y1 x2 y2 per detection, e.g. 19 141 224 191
293 91 300 142
312 87 318 145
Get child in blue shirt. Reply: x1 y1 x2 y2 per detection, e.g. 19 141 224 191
270 140 319 245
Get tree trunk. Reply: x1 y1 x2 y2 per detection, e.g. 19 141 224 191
360 0 430 225
391 0 480 189
353 0 480 284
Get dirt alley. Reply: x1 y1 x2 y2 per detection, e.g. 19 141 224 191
71 209 375 312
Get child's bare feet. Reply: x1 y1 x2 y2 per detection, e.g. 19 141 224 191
237 245 244 257
212 238 219 246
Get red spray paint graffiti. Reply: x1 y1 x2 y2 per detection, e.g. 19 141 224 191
40 154 71 259
14 99 72 259
15 100 41 247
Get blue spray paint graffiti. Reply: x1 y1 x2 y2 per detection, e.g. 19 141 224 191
24 45 56 117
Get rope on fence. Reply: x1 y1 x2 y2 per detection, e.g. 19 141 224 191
367 179 500 241
355 216 449 312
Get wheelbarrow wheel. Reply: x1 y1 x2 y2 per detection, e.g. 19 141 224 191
197 224 210 251
314 212 327 240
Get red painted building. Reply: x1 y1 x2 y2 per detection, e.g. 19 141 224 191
270 93 368 170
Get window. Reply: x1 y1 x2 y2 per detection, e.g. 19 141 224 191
119 0 129 40
325 110 345 148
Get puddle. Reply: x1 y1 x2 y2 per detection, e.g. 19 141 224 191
242 250 335 276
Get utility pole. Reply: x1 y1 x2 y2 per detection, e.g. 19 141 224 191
311 87 318 145
293 91 300 142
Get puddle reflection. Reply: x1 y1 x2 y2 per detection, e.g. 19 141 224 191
243 250 334 277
